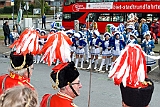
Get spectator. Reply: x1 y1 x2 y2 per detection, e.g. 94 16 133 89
151 19 159 44
3 21 10 46
0 85 38 107
134 16 139 31
10 28 19 44
40 61 82 107
146 19 152 31
42 13 46 29
0 51 34 95
139 18 149 43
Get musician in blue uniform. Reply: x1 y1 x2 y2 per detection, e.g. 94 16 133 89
74 33 87 69
98 32 112 73
109 31 126 70
87 30 102 70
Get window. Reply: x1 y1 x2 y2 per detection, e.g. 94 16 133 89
63 12 85 21
63 13 72 20
64 0 76 5
98 13 111 22
113 13 124 22
77 0 89 2
104 0 118 1
86 13 96 22
90 0 103 2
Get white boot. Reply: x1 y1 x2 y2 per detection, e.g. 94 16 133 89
98 59 105 71
71 53 75 61
87 59 92 69
34 56 37 63
75 58 79 68
105 58 110 71
80 58 84 69
94 59 98 70
37 55 41 64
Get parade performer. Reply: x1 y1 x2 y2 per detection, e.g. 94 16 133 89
79 29 90 63
39 31 73 66
109 32 126 70
40 61 82 107
139 18 149 43
141 31 155 55
51 21 57 29
125 25 135 42
87 30 102 70
126 32 138 45
98 32 111 73
108 44 159 107
74 32 87 69
35 30 47 64
3 28 50 95
66 30 76 61
141 31 156 72
50 28 57 33
0 51 34 95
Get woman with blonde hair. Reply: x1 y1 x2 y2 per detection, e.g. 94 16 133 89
0 85 38 107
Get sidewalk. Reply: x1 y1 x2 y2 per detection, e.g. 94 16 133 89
0 40 11 57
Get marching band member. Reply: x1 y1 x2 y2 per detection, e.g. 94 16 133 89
50 28 57 33
141 31 155 72
125 25 135 42
126 32 138 45
98 32 111 73
87 30 102 70
141 31 155 55
66 30 76 61
109 32 126 70
78 31 89 63
0 51 35 94
74 33 87 69
108 44 154 107
40 61 82 107
35 30 46 64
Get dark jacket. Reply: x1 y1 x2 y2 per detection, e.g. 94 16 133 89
3 23 10 35
42 15 46 23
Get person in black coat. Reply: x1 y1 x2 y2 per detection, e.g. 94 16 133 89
42 13 46 29
3 21 10 46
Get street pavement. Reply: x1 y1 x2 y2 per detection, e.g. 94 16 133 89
0 18 160 106
0 57 160 107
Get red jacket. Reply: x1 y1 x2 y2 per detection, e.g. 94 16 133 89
40 92 77 107
0 72 34 95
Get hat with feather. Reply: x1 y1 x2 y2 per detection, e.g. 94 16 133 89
50 61 79 89
9 28 42 55
108 44 160 107
10 51 33 70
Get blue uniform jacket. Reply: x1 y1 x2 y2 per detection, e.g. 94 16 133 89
90 37 102 47
75 39 87 48
109 38 126 50
141 40 155 54
101 40 110 51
